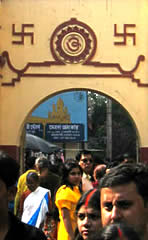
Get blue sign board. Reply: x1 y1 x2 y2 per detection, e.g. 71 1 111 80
26 123 44 138
45 123 84 142
31 91 88 141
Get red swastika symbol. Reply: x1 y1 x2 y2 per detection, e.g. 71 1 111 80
12 24 34 45
114 24 136 46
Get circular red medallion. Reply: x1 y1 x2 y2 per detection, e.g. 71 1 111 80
50 18 97 64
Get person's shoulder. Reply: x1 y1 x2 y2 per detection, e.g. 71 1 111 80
21 188 31 197
18 169 37 180
20 222 47 240
55 185 73 204
38 186 51 194
82 177 93 192
48 171 60 179
56 184 66 191
8 212 47 240
56 185 76 198
56 184 69 195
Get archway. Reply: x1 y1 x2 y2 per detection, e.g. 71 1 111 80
19 89 139 171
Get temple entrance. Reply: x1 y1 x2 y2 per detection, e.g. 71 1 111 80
0 0 148 163
19 89 138 171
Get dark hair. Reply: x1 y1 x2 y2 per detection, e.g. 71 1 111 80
95 166 106 181
26 172 39 183
106 160 121 169
76 188 100 214
76 150 92 161
0 150 20 188
75 189 101 240
61 159 82 188
38 158 49 169
25 156 36 169
99 163 148 205
89 223 140 240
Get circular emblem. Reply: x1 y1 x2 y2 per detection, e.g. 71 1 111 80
50 18 97 64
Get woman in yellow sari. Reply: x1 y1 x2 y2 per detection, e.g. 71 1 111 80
55 160 82 240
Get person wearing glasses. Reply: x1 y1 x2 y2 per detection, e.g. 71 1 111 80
76 150 94 192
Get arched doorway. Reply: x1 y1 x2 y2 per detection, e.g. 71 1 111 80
19 89 139 172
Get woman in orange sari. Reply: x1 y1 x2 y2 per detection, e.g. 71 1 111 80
55 160 82 240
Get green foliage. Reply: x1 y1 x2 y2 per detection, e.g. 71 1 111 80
87 92 137 160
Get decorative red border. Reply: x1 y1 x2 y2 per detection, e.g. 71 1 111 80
1 51 146 87
1 18 147 87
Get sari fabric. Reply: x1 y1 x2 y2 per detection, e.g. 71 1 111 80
21 186 50 228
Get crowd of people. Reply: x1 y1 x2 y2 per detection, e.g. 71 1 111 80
0 149 148 240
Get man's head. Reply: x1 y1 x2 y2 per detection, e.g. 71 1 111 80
35 156 48 172
76 150 94 175
0 151 20 189
99 163 148 239
37 158 49 175
25 156 36 170
0 151 20 218
93 164 106 182
26 172 39 192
